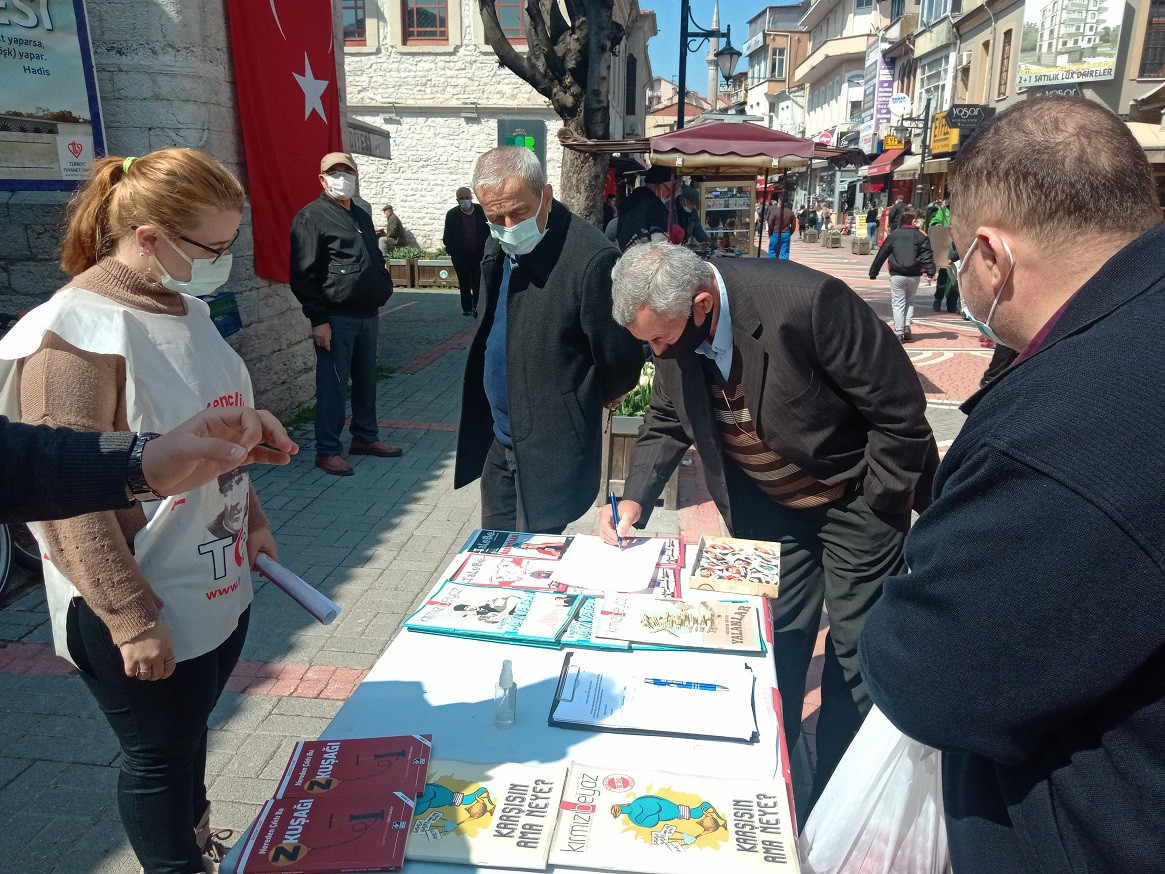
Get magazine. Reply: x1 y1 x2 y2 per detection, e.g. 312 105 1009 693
406 759 568 870
403 581 581 647
273 735 432 799
592 594 766 654
558 596 631 651
440 551 567 593
549 762 799 872
462 530 574 560
689 537 781 599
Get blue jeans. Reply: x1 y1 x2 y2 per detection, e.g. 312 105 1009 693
315 314 380 456
768 231 791 259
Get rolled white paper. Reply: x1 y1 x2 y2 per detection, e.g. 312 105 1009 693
255 554 341 625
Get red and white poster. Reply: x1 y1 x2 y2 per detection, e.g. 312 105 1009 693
227 0 343 281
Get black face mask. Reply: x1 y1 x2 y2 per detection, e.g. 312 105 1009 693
654 306 713 359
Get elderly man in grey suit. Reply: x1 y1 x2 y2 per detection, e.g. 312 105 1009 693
599 242 938 817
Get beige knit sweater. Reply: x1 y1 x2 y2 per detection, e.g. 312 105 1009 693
19 257 269 646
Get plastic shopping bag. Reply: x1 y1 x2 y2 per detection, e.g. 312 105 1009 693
799 705 951 874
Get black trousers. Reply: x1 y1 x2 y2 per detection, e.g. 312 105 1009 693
452 256 482 314
67 600 250 874
480 438 565 535
933 270 959 311
730 482 909 817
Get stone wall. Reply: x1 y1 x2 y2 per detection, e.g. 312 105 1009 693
0 0 319 418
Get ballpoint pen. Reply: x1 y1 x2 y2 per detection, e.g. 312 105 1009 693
608 490 622 548
643 678 728 691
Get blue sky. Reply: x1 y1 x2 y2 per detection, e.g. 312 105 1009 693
649 0 766 98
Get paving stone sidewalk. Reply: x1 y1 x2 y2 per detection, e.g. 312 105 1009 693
0 255 971 873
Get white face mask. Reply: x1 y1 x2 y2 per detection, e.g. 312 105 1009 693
488 190 547 257
157 237 233 296
957 237 1014 345
325 171 356 200
458 199 473 213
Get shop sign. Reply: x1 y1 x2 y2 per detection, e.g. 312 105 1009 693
882 134 905 150
817 129 833 145
888 92 911 117
930 111 960 154
947 104 995 131
860 181 886 194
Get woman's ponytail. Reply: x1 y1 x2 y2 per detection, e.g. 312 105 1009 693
60 156 128 275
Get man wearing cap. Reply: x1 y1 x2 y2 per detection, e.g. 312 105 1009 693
615 166 674 251
676 186 709 247
290 152 403 476
377 204 407 256
443 187 489 317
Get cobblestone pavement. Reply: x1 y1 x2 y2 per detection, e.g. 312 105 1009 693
1 245 978 873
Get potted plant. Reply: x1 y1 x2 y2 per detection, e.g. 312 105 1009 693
597 362 679 510
824 229 842 248
387 246 424 287
803 227 819 243
851 235 871 255
415 246 456 288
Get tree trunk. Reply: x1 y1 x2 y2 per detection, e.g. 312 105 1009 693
559 148 608 226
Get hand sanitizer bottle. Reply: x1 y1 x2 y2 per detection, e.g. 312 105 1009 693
494 659 517 728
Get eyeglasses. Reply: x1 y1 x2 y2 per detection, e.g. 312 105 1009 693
132 226 240 264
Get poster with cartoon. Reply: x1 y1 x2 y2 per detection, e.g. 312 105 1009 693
405 759 567 870
462 529 574 560
593 594 766 654
442 552 567 593
550 763 799 872
403 581 581 646
691 536 781 599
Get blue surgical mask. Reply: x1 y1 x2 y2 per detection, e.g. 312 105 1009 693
488 190 547 257
957 237 1013 346
158 236 233 296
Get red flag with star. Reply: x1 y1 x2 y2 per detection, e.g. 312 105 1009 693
227 0 343 281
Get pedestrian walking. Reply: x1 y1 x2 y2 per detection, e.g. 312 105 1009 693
0 147 273 874
860 95 1165 874
869 207 936 341
887 196 907 231
291 151 402 476
443 186 489 317
455 146 643 534
865 203 878 239
821 205 833 229
766 198 796 259
798 204 810 240
601 242 938 820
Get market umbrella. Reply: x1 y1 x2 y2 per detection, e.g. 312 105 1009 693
648 120 818 173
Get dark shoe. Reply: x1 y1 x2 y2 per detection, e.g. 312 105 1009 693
903 329 913 342
472 308 479 318
350 440 403 458
316 454 354 476
932 301 942 311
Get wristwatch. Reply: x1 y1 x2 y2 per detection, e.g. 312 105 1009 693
127 432 164 502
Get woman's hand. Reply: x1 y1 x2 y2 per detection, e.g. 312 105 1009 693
248 527 277 571
119 620 176 681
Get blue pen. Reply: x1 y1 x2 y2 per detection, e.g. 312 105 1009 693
644 678 728 691
608 491 622 547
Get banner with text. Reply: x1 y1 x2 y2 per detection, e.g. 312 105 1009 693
1 0 105 190
1017 0 1122 87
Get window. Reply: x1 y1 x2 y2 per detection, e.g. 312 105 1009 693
920 0 950 26
890 0 907 21
495 0 525 39
997 29 1013 98
402 0 448 43
770 47 786 79
1142 0 1165 77
625 54 638 117
980 39 992 101
918 53 948 114
749 51 767 88
343 0 366 45
856 0 874 10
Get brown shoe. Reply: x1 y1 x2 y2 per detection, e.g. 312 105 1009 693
349 440 403 458
316 454 354 475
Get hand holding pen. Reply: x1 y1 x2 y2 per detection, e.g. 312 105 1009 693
599 495 642 547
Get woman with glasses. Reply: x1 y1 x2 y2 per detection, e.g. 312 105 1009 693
0 148 274 873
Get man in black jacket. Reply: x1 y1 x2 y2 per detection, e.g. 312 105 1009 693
860 97 1165 873
615 165 673 251
869 207 936 341
600 242 937 815
443 187 489 317
290 151 400 476
454 146 643 533
886 195 906 231
0 409 296 524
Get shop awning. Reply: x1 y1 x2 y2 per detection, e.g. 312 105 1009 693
895 154 921 180
866 147 905 176
1127 122 1165 162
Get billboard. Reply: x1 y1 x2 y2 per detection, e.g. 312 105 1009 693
0 0 106 190
1017 0 1123 87
860 40 894 153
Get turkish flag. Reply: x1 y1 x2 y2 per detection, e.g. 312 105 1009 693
227 0 343 281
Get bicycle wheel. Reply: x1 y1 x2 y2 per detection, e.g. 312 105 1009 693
9 522 41 572
0 524 12 598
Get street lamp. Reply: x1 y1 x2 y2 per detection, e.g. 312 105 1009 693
677 0 741 130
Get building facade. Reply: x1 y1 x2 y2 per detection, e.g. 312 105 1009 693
342 0 656 249
743 3 812 127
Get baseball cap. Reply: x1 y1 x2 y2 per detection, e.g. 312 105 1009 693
679 186 699 204
320 151 357 173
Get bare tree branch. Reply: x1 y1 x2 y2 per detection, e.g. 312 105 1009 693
477 0 541 94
